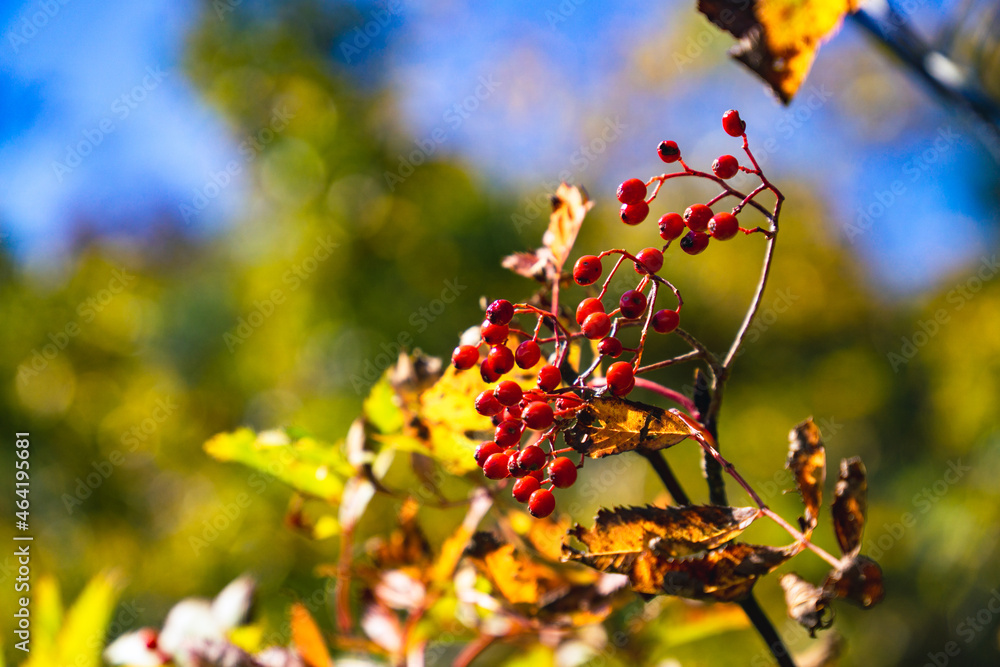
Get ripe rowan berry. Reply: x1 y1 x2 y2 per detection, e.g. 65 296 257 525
620 201 650 226
576 297 605 325
680 231 710 255
528 488 556 517
495 380 523 406
515 340 541 369
474 441 501 468
573 256 603 286
712 154 739 180
486 299 515 325
658 213 685 241
619 290 647 319
598 336 622 358
683 204 713 232
634 247 664 274
548 457 578 488
481 320 509 345
512 476 541 503
606 362 635 397
708 212 739 240
657 140 680 163
582 312 611 340
518 445 547 471
523 402 554 430
722 109 745 137
480 358 502 383
452 345 479 370
494 420 523 447
487 345 515 375
537 364 561 391
652 309 680 334
617 178 647 205
483 452 510 479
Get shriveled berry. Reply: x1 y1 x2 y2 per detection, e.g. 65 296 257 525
657 140 681 163
573 255 603 286
708 212 739 240
722 109 745 137
652 309 680 334
634 247 664 274
620 201 650 226
576 297 605 325
606 361 635 397
487 345 515 375
518 444 547 471
598 336 623 358
480 358 502 383
680 231 710 255
548 457 578 488
528 488 556 518
474 441 501 467
512 476 541 503
683 204 713 232
658 212 686 241
537 364 561 391
523 402 554 430
495 380 523 406
483 453 510 479
515 340 541 369
712 154 739 180
582 312 611 340
481 320 509 345
486 299 515 325
475 391 503 416
452 345 479 370
617 178 647 205
619 290 647 319
494 420 523 447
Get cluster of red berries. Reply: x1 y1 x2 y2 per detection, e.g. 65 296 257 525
616 109 754 256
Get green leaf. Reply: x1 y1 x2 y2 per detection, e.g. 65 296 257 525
205 428 354 500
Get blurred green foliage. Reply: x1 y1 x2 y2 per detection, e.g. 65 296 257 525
2 2 999 666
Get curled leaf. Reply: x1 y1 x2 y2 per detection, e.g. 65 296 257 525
831 457 867 557
779 573 833 637
503 183 591 281
564 396 690 458
823 555 884 609
786 418 826 536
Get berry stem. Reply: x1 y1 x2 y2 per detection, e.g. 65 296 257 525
632 377 699 415
635 349 702 374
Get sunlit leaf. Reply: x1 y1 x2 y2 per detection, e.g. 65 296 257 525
831 457 867 557
290 603 332 667
698 0 859 103
823 555 884 608
502 183 592 281
205 428 354 501
564 396 690 458
779 573 833 637
786 418 826 536
30 571 123 667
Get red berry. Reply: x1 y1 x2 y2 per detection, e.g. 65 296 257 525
528 488 556 518
483 453 510 479
712 154 739 180
501 404 522 421
634 247 664 274
606 361 635 397
481 320 509 345
555 394 583 410
495 380 523 406
575 297 605 325
658 213 685 241
680 231 710 255
619 290 647 319
515 340 541 369
523 402 554 430
512 476 541 503
508 453 529 477
480 358 502 383
598 336 623 358
708 212 739 240
486 299 515 325
452 345 479 370
474 441 501 467
657 140 680 163
620 201 649 226
582 312 611 340
617 178 647 205
494 420 523 447
573 256 603 286
475 391 503 416
683 204 713 232
537 364 561 391
548 457 578 488
518 445 547 471
652 309 680 334
722 109 745 137
487 345 515 375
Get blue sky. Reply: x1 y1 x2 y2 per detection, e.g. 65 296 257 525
1 0 996 294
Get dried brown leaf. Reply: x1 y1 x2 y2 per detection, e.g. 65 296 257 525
823 555 884 609
502 183 591 281
564 396 690 459
786 418 826 536
779 573 833 637
831 457 867 557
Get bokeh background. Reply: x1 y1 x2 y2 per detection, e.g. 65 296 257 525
1 0 999 665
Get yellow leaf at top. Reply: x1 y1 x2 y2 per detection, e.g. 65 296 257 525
564 396 690 458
